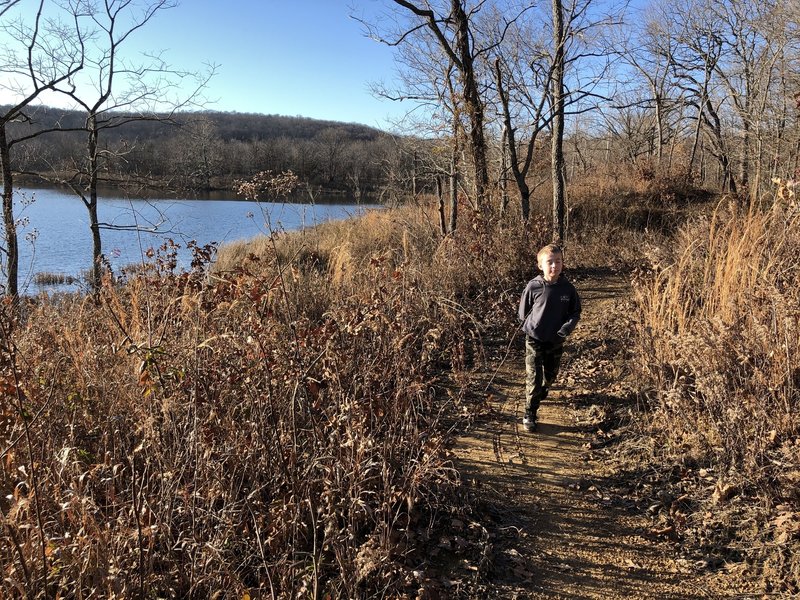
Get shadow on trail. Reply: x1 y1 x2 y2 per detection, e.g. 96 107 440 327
452 344 713 598
533 421 582 436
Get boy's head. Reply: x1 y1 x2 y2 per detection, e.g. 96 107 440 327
537 244 563 283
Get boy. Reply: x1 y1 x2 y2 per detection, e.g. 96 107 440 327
518 244 581 432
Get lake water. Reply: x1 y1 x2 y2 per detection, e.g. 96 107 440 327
9 187 377 294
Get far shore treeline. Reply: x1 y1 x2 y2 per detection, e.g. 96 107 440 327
7 107 407 200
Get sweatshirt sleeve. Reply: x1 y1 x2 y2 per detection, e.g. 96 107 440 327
556 286 582 337
518 281 533 322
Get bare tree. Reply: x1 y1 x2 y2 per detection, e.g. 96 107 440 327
174 114 223 191
364 10 466 229
659 0 732 190
603 92 660 165
708 0 789 199
489 0 616 226
54 0 213 290
315 127 348 184
624 0 797 198
494 54 545 221
0 0 84 298
367 0 491 210
444 59 462 232
491 9 555 222
615 10 681 169
551 0 567 241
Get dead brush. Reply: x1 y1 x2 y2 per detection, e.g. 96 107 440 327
559 165 715 270
0 197 538 597
632 193 800 591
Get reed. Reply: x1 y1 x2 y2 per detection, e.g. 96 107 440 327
0 196 548 597
636 192 800 498
32 271 79 286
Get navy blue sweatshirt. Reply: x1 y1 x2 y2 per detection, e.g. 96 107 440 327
518 274 581 342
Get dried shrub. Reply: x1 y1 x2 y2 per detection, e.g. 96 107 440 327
0 197 540 598
631 194 800 592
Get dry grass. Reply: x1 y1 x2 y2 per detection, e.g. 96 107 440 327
8 166 793 595
631 193 800 592
0 196 549 598
565 168 714 269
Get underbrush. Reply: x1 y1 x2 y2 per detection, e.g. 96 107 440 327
527 169 716 270
631 195 800 593
0 200 547 597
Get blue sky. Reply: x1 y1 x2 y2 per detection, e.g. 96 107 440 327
0 1 409 131
131 1 407 129
3 0 644 132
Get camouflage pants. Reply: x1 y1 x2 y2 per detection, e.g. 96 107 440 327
524 336 564 415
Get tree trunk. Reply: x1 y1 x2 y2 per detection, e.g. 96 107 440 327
551 0 566 243
499 124 509 217
87 114 103 291
520 180 531 223
0 125 18 299
772 72 788 181
752 121 763 200
689 104 703 178
740 120 750 195
449 146 459 234
452 0 488 209
793 137 800 182
437 176 447 236
654 91 664 165
412 150 418 197
689 60 715 178
449 110 459 233
494 58 531 221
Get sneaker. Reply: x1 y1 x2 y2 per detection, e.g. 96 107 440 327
522 412 537 432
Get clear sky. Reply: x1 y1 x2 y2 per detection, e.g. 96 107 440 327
0 1 410 132
131 1 407 130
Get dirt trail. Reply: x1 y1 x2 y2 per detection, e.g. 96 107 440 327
453 273 723 599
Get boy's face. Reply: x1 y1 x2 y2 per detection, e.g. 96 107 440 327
539 251 563 283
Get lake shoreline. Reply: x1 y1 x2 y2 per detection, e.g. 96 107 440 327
14 173 373 204
12 186 379 295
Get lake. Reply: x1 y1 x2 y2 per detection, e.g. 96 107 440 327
9 187 378 294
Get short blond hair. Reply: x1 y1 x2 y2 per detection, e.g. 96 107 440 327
537 243 563 263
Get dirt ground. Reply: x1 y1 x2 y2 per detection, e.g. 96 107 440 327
450 271 749 599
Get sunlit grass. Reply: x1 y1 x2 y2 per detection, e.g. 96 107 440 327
631 192 800 582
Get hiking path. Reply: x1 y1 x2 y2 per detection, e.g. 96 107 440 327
451 271 738 599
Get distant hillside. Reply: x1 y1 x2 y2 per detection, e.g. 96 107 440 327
193 111 387 142
3 105 388 141
4 106 409 198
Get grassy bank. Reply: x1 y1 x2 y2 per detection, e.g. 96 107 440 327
629 191 800 593
0 199 546 597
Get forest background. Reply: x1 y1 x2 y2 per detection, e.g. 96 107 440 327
1 0 800 597
2 0 799 297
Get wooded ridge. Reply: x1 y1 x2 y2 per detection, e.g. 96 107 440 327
8 106 402 197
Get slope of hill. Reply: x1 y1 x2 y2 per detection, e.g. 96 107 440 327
4 105 401 195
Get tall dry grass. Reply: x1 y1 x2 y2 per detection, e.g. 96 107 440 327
632 193 800 588
214 202 544 335
0 199 548 598
521 166 714 270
